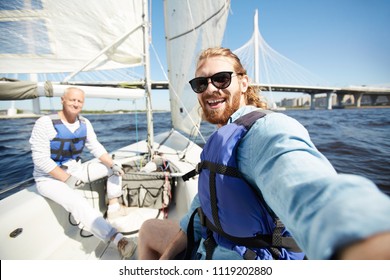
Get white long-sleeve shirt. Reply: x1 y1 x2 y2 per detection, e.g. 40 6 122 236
30 114 107 179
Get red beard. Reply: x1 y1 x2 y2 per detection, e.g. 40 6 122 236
201 91 241 126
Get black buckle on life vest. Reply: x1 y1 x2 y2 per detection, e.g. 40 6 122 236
197 207 206 226
195 163 201 174
243 248 257 260
182 163 201 182
204 229 217 260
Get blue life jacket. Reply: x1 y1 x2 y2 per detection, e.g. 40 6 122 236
184 110 305 260
50 114 87 166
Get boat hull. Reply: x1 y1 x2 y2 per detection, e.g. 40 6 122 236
0 130 201 260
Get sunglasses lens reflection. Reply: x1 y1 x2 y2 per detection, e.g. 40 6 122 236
192 78 208 93
212 72 231 89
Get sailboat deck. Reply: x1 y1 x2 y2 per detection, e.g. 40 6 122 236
0 131 201 260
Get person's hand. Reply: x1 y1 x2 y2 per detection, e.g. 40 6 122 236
335 232 390 259
111 163 124 176
65 175 85 189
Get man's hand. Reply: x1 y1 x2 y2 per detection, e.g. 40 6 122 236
335 232 390 259
111 163 124 176
65 175 85 189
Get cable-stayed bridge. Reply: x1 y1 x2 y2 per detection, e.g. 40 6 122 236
233 10 390 109
150 9 390 110
1 8 389 114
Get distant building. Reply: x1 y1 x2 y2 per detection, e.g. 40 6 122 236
279 93 389 108
280 95 311 108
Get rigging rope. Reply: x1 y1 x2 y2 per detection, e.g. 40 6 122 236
233 28 329 87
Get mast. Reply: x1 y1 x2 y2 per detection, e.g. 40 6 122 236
253 9 260 84
142 0 154 155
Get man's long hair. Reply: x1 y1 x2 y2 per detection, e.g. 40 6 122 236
196 47 268 109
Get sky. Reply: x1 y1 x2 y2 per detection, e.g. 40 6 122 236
1 0 389 112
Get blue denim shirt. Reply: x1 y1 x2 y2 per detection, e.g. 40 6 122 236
180 106 390 259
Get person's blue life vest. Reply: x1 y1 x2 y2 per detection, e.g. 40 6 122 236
49 114 87 166
183 110 305 260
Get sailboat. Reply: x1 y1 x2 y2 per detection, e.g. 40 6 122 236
0 0 230 259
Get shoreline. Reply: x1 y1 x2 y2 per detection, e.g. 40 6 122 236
1 106 389 119
0 110 170 119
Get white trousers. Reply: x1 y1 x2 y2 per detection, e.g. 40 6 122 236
36 160 122 242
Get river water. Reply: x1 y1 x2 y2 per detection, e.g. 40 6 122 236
0 108 389 199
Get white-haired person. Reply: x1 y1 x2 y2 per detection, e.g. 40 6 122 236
30 87 136 259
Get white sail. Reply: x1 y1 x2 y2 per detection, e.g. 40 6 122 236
0 0 231 261
164 0 230 136
0 0 143 74
0 0 148 102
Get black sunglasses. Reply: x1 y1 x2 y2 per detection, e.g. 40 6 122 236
188 71 243 94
